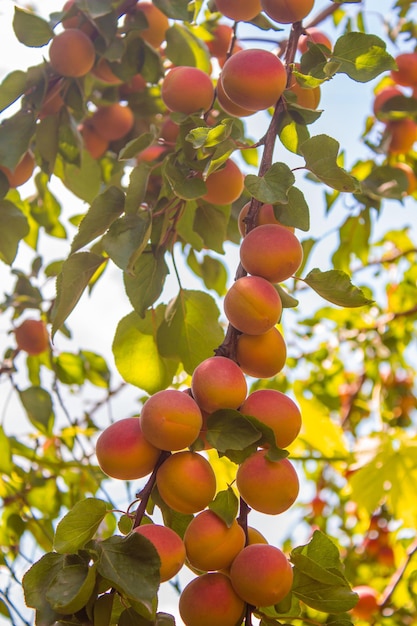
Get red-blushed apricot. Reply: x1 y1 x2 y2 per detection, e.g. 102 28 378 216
79 124 109 159
136 144 168 163
237 326 287 378
127 1 169 48
133 524 186 582
90 103 135 141
160 117 180 144
92 58 123 84
184 510 245 571
221 49 286 111
49 29 95 78
238 202 295 236
224 275 282 335
191 356 247 414
156 451 216 514
14 319 49 355
179 572 245 626
230 543 293 607
298 28 332 54
218 41 244 69
202 159 245 205
206 24 233 58
161 66 214 115
216 78 256 118
236 450 299 514
95 417 160 480
391 52 417 87
386 118 417 154
393 161 417 194
140 389 203 451
0 151 35 188
239 389 302 448
119 73 147 97
61 0 95 33
261 0 314 24
215 0 262 21
351 586 379 620
247 526 268 544
287 80 321 109
240 224 303 283
373 86 403 118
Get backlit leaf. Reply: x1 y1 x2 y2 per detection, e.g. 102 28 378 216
331 32 395 82
300 135 360 192
245 162 295 204
0 110 36 170
124 248 169 317
19 386 54 435
208 487 239 527
0 200 29 265
165 23 212 73
71 187 125 253
303 268 373 307
0 70 27 113
13 7 54 47
54 498 108 553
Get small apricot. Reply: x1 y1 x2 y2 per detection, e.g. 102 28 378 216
161 66 214 115
80 124 109 159
126 1 169 48
224 275 283 335
191 356 247 414
14 319 49 355
386 118 417 154
351 586 379 621
238 202 295 236
236 326 287 378
49 29 95 78
133 524 185 582
206 24 233 59
90 103 135 141
202 159 245 205
0 151 35 188
179 572 245 626
391 52 417 87
298 28 332 55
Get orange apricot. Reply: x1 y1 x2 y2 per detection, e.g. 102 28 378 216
95 417 160 480
224 275 283 335
247 526 268 544
287 80 321 109
239 389 302 448
206 24 233 58
49 29 96 78
236 450 299 514
373 86 403 118
236 326 287 378
215 0 262 21
161 66 214 115
240 224 303 282
14 319 49 355
261 0 314 24
128 1 169 48
179 572 245 626
140 389 202 451
238 202 295 236
160 118 180 144
136 144 168 162
0 151 35 188
61 0 95 33
221 48 287 111
156 451 216 514
298 28 332 54
230 543 293 607
202 159 245 205
92 58 123 84
184 510 245 571
191 356 247 414
216 78 256 117
386 118 417 154
391 52 417 87
119 73 147 97
133 524 185 582
80 124 109 159
351 586 379 621
90 103 135 141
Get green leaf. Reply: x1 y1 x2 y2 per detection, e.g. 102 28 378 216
19 386 54 435
157 289 224 374
278 110 311 155
206 409 261 454
0 70 27 113
331 32 396 83
199 255 228 296
275 284 299 309
176 201 204 250
208 487 239 527
244 163 295 204
165 23 212 73
71 187 125 253
54 352 85 385
13 7 54 47
102 212 152 274
59 152 102 203
119 133 156 161
0 200 29 265
81 350 111 387
125 163 153 215
0 427 13 474
124 248 169 317
163 155 207 200
272 187 310 231
0 599 10 619
0 110 36 170
54 498 109 553
300 135 360 192
46 563 96 615
303 268 373 307
194 203 230 253
153 0 190 19
23 552 66 615
36 115 60 175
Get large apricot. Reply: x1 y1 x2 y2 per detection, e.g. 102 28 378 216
179 572 245 626
140 389 202 451
386 118 417 154
206 24 233 58
161 66 214 115
237 326 287 378
14 319 49 355
391 53 417 87
236 450 299 514
49 29 95 78
351 586 379 620
156 451 216 514
221 48 286 111
133 524 185 582
202 159 244 205
191 356 247 413
95 417 160 480
215 0 262 21
126 1 169 48
230 544 293 607
238 202 295 236
240 223 303 282
0 151 35 188
80 124 108 159
261 0 314 24
216 78 256 118
184 510 245 571
90 103 135 141
224 275 282 335
239 389 302 448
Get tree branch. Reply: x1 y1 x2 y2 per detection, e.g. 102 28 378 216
379 536 417 608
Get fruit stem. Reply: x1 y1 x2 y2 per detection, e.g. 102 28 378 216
132 450 171 529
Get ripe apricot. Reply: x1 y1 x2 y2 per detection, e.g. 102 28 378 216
90 103 135 141
373 86 403 118
239 389 302 448
202 159 245 205
224 275 282 335
136 145 168 162
216 78 256 117
95 417 160 480
119 73 147 97
247 526 268 544
127 1 169 48
261 0 314 24
61 0 95 33
0 151 35 188
191 356 247 414
161 66 214 115
386 118 417 154
221 49 287 111
240 224 303 282
206 24 233 58
140 389 202 451
230 544 293 607
237 326 287 378
215 0 262 21
391 52 417 87
179 572 245 626
92 58 123 84
218 41 244 69
133 524 185 582
287 80 321 109
351 586 379 620
298 28 332 54
156 451 216 514
238 202 295 236
184 510 245 571
160 118 180 144
14 319 49 355
49 29 96 78
80 124 109 159
236 450 299 514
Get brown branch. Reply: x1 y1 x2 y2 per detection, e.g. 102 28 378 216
340 372 367 428
304 2 341 29
379 536 417 608
132 450 171 529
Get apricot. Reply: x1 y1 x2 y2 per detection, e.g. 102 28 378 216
191 356 247 414
230 543 293 607
49 29 95 78
224 275 282 335
127 1 170 48
239 389 301 448
237 326 287 378
92 58 123 84
236 450 299 514
14 319 49 355
202 159 245 205
261 0 314 24
156 451 216 514
140 389 202 451
80 124 108 159
160 118 180 144
351 586 379 620
393 161 416 194
61 0 95 33
240 224 303 283
161 66 214 115
216 78 255 117
184 510 245 571
238 202 295 236
90 104 135 141
0 151 35 188
133 524 185 582
218 42 244 69
136 145 168 162
215 0 262 21
179 572 245 626
221 49 287 111
287 80 321 109
386 118 417 154
391 52 417 87
373 86 403 118
247 526 268 544
119 73 147 97
298 28 332 55
206 24 233 59
95 417 160 480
